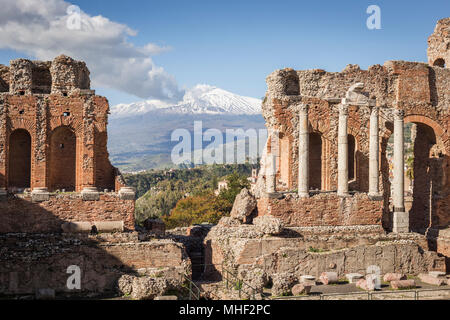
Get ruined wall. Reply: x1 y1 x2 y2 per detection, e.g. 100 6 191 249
428 18 450 68
0 233 190 295
0 192 135 233
258 52 449 231
204 224 445 280
0 55 134 234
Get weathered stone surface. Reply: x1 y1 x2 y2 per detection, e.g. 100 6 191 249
253 215 283 235
272 272 298 296
383 273 407 282
217 217 242 227
291 284 311 296
391 280 416 290
237 265 267 292
319 272 338 285
118 274 168 300
230 188 256 223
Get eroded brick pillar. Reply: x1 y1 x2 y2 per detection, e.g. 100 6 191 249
0 97 7 194
393 109 409 233
298 104 309 197
80 99 98 199
368 106 380 197
338 104 349 196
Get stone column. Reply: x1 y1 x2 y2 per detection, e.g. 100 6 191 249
392 109 409 233
266 154 276 193
368 106 380 197
298 104 309 197
337 104 349 196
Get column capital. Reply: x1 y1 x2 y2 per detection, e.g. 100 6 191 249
339 104 349 116
393 109 405 120
298 103 309 113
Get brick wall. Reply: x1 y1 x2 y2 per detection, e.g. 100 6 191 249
257 193 383 227
0 192 135 233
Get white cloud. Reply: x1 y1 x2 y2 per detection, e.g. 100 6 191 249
0 0 184 101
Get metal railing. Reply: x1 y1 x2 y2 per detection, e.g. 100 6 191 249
271 287 450 300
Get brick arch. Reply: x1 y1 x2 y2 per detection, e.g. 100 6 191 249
49 116 83 135
404 115 448 153
8 118 35 133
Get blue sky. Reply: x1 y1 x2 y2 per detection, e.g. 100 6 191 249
0 0 448 105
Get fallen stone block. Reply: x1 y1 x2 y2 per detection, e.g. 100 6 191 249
346 273 364 283
230 188 256 223
253 215 283 235
319 272 338 285
383 273 407 282
154 295 178 300
300 275 316 286
391 280 416 290
291 284 311 296
356 278 376 291
418 273 446 286
428 271 446 278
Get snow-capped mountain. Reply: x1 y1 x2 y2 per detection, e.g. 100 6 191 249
110 84 262 118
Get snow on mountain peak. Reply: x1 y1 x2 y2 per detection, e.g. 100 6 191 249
110 84 262 118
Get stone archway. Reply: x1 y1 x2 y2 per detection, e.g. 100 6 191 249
408 121 447 232
49 126 77 191
8 129 31 189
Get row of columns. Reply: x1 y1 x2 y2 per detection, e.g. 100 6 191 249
294 103 408 232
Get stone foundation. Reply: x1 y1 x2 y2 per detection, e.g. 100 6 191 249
0 192 135 233
0 232 190 296
204 224 446 282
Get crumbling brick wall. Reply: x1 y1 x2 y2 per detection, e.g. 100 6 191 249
0 55 134 233
256 19 449 232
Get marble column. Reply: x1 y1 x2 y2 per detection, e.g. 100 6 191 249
266 154 276 193
368 106 380 197
298 104 309 198
337 104 349 196
392 109 409 233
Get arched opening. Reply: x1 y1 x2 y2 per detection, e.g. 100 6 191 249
309 132 322 190
385 120 447 233
409 122 443 232
433 58 446 68
8 129 31 189
348 134 356 181
49 126 76 191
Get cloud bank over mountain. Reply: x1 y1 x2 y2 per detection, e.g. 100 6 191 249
0 0 184 101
